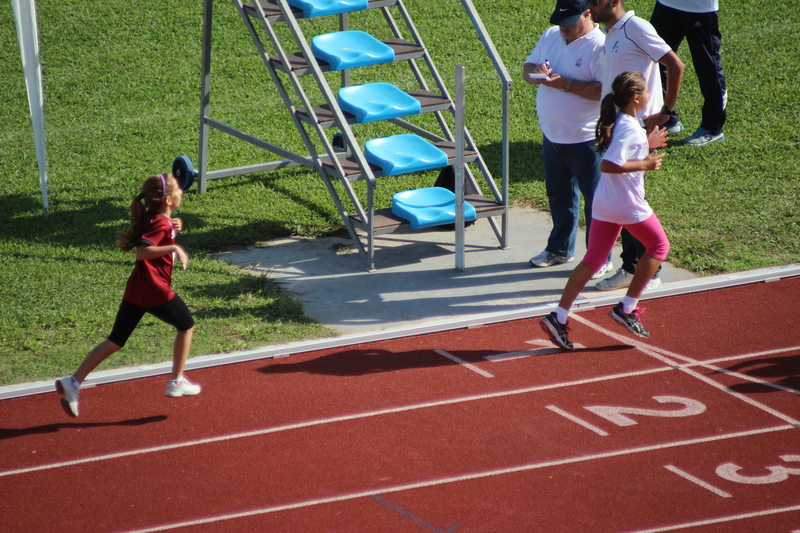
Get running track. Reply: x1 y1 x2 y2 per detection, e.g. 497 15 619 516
1 277 799 532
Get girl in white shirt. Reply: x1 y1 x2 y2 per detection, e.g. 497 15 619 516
541 71 670 349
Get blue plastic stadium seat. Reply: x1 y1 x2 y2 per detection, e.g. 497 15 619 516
287 0 367 18
311 31 395 71
391 187 477 230
364 134 448 176
338 83 422 123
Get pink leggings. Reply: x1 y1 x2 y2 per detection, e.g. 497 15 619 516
582 214 670 273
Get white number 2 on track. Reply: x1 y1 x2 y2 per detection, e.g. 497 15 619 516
584 396 707 427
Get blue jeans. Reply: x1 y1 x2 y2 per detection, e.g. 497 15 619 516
541 136 601 259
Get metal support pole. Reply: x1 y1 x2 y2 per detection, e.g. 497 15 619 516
455 64 466 272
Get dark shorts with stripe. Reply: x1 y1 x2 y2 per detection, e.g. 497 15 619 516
107 294 195 348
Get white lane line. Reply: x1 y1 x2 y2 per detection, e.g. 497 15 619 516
545 405 609 436
663 465 732 498
621 503 800 532
485 340 584 361
435 349 494 378
0 365 673 478
569 314 800 427
117 425 794 533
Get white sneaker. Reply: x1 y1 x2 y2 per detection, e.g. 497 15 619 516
55 377 80 417
165 377 202 397
591 261 614 280
645 276 662 291
594 267 632 291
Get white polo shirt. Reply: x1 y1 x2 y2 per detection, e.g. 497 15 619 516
657 0 718 13
592 113 652 225
600 11 672 117
526 25 604 144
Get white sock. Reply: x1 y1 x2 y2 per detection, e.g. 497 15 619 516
70 376 80 390
555 306 570 325
169 377 182 385
621 296 638 314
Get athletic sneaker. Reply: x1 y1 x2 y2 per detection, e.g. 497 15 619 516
540 312 574 350
591 260 614 280
594 267 631 291
595 267 662 291
55 377 80 417
663 117 684 135
646 276 662 291
609 303 650 338
683 128 724 147
165 377 202 397
529 250 574 268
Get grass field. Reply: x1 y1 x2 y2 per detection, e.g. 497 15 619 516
1 0 797 385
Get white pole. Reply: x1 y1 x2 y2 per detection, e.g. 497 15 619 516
12 0 49 217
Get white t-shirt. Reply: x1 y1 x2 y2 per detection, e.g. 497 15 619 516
526 25 604 144
592 113 652 225
657 0 718 13
600 11 672 117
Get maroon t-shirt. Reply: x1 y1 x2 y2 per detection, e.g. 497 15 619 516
122 214 176 308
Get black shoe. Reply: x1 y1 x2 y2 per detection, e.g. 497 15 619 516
609 303 649 338
540 312 574 350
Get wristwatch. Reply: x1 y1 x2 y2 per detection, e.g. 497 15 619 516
660 105 672 115
564 79 572 93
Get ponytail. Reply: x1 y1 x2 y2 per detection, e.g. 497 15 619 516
595 92 618 152
595 71 648 153
116 174 175 251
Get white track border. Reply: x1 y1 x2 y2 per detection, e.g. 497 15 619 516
2 264 798 401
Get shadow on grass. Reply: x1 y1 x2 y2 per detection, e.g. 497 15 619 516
0 415 168 441
257 344 634 377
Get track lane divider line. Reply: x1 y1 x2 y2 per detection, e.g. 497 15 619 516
116 425 794 533
435 349 494 378
663 465 732 498
620 503 800 533
569 314 800 427
0 365 674 479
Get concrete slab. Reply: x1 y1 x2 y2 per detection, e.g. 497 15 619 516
217 206 698 335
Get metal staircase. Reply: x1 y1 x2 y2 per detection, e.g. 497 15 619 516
196 0 511 270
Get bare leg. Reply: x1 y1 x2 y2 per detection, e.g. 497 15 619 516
73 340 122 384
558 263 596 312
625 254 662 300
170 326 195 381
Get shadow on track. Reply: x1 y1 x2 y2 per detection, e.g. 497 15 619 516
0 415 168 440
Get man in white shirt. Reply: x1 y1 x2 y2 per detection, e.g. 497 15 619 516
651 0 727 146
588 0 684 291
525 0 612 277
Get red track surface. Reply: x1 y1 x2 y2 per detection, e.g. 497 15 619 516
1 278 799 532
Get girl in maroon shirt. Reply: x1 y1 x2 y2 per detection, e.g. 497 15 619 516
56 173 201 417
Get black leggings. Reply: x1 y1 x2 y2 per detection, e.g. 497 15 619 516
107 295 195 348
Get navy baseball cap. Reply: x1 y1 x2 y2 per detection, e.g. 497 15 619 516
550 0 588 27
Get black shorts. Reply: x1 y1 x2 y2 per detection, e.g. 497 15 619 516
107 295 195 348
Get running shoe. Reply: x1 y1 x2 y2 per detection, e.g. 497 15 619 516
591 260 614 280
646 276 662 291
663 117 684 135
530 251 574 268
609 303 650 338
55 377 80 417
595 267 662 291
540 312 574 350
683 128 724 147
165 377 202 397
594 267 632 291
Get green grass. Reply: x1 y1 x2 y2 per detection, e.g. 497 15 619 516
1 0 798 385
